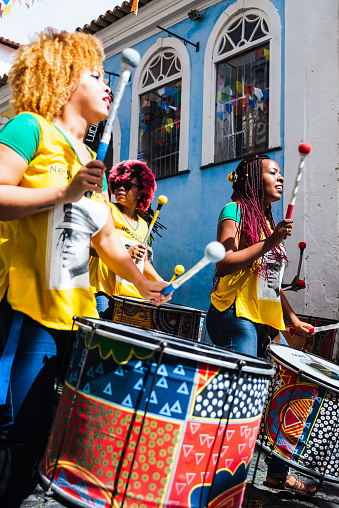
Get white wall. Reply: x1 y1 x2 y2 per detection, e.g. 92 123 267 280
0 44 15 77
284 0 339 322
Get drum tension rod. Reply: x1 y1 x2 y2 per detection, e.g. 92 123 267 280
113 341 167 508
45 322 99 498
206 360 246 508
246 365 281 507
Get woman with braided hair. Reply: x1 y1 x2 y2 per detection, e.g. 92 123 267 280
206 154 316 494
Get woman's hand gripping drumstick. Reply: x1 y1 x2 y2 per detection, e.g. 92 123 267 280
85 48 141 198
162 242 225 295
135 195 168 265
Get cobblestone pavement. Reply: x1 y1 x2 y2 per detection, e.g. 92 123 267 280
20 448 339 508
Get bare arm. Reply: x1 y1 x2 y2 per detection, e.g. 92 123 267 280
215 218 294 277
143 258 164 282
280 288 313 337
0 143 106 220
92 213 170 305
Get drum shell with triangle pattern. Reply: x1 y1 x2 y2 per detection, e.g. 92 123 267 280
39 318 275 508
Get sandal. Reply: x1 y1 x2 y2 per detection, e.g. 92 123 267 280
264 474 316 495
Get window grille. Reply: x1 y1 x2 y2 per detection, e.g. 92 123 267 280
214 12 270 162
138 51 182 178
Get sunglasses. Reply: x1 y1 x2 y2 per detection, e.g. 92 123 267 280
113 181 140 191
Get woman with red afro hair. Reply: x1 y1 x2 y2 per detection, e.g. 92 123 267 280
90 160 165 316
108 160 156 212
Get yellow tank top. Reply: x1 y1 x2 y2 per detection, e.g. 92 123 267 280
0 112 109 330
211 223 286 331
90 203 148 298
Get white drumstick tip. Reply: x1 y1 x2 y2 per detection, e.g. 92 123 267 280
121 48 140 70
204 241 225 263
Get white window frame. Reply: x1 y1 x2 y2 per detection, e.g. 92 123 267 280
129 37 190 173
202 0 281 166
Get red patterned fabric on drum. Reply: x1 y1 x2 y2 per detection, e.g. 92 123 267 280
281 314 336 360
258 344 339 482
40 318 275 508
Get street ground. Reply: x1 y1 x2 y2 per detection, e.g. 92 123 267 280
20 448 339 508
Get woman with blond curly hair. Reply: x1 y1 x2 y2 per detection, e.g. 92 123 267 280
90 160 164 317
0 29 170 507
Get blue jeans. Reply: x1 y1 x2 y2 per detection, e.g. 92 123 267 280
206 302 289 479
206 304 269 357
0 295 73 506
95 293 112 320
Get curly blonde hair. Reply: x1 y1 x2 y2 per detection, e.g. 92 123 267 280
9 28 105 120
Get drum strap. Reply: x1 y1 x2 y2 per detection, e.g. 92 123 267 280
0 312 24 405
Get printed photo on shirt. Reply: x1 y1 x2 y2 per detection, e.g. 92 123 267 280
47 197 107 290
257 250 285 301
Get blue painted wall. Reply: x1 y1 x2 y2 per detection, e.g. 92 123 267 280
104 0 285 312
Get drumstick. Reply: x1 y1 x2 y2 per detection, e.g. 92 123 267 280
285 143 312 219
85 48 141 198
282 279 305 291
161 242 225 295
142 195 168 245
296 241 306 280
308 322 339 334
169 265 185 283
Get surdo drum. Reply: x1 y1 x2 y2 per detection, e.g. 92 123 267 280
109 295 207 342
258 343 339 482
40 317 276 508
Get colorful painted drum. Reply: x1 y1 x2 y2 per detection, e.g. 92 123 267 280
258 343 339 482
40 317 276 508
281 314 337 361
109 295 207 342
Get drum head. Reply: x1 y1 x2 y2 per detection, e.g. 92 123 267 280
76 316 276 376
268 343 339 391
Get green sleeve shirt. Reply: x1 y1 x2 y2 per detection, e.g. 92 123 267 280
218 201 242 225
0 113 108 191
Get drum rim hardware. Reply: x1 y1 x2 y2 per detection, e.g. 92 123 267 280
74 316 277 376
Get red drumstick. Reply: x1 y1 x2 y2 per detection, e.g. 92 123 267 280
285 143 312 220
282 279 305 291
296 241 306 280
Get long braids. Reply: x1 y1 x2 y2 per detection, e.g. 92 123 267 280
212 154 287 291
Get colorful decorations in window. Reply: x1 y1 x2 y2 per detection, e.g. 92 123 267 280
138 50 182 178
214 43 270 162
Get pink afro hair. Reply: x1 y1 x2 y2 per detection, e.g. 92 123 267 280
108 160 156 211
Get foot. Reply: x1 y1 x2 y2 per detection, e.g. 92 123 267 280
264 474 316 494
284 474 317 494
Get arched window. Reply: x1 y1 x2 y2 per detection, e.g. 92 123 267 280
202 1 281 166
130 38 190 178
